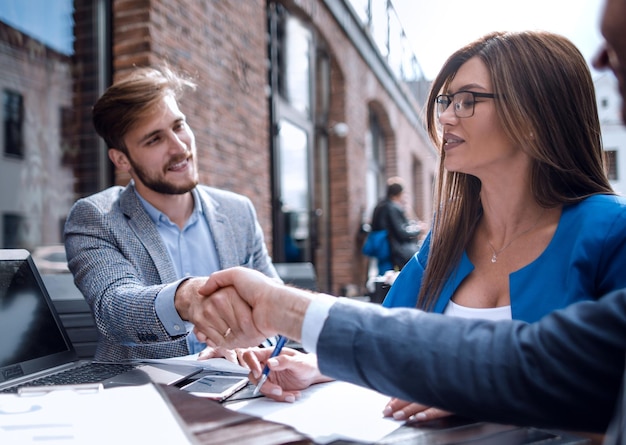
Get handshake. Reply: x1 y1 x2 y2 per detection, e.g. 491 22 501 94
174 267 335 403
176 267 315 350
183 267 458 421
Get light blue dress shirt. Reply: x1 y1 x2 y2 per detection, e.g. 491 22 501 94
136 189 220 353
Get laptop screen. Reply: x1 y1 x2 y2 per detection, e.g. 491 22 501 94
0 249 75 384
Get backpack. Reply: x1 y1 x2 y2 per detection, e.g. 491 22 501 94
362 229 390 260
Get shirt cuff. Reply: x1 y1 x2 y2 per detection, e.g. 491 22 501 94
155 278 190 337
301 294 336 354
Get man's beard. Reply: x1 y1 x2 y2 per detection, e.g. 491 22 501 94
129 154 198 195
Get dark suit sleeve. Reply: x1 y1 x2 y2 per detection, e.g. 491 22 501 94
316 291 626 432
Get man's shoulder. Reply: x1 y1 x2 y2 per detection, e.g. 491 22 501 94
65 186 130 230
72 185 126 210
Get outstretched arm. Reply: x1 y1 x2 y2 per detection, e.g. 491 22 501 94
196 266 625 433
317 294 625 432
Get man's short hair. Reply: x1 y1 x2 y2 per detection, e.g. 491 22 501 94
92 65 196 153
386 177 405 198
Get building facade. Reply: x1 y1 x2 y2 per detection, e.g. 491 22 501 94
0 0 437 295
0 21 75 248
596 73 626 196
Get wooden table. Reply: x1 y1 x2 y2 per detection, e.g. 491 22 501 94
160 384 595 445
159 384 311 444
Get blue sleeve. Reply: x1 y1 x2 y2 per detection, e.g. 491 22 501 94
595 200 626 296
382 232 430 308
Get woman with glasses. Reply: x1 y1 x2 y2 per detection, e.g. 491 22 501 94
380 30 626 421
219 30 626 421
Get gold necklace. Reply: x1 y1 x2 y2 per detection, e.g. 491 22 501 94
487 209 545 263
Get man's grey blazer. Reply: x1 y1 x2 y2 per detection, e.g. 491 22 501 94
64 183 278 361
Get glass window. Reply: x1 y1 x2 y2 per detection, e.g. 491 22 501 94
364 111 386 279
0 1 107 249
0 0 74 55
278 119 310 262
606 149 618 180
60 106 75 165
3 90 23 158
280 16 312 117
3 213 26 248
365 111 385 217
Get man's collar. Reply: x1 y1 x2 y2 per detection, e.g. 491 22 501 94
131 183 203 225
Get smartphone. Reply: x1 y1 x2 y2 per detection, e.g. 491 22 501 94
181 375 249 401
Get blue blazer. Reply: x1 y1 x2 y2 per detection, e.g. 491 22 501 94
383 194 626 322
317 289 625 435
64 183 278 361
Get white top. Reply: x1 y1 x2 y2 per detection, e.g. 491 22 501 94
443 300 512 321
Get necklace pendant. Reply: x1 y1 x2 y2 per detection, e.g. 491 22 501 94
491 253 497 263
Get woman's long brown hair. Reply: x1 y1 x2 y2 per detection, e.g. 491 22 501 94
418 31 613 310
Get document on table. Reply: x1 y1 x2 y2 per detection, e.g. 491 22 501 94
141 352 249 374
0 384 194 444
225 380 403 444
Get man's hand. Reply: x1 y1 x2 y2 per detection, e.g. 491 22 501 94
175 276 267 349
196 267 312 346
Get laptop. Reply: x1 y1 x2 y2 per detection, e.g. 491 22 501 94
0 249 201 393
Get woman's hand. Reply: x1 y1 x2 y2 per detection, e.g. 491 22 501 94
197 345 251 368
240 347 333 402
382 398 452 421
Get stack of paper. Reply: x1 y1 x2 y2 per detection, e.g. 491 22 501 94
226 381 403 444
0 384 193 444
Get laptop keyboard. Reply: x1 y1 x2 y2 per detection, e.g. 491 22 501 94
0 362 138 393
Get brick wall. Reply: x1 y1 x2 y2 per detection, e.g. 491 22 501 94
110 0 274 245
106 0 435 294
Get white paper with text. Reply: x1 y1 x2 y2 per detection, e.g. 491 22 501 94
226 381 402 444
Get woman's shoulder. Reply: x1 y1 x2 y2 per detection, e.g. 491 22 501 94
559 194 626 245
565 194 626 219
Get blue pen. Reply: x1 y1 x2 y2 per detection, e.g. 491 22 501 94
253 335 288 396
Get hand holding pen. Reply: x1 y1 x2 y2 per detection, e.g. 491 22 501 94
253 335 288 395
239 338 333 402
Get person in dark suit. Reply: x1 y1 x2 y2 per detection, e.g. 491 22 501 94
64 66 278 362
197 265 624 441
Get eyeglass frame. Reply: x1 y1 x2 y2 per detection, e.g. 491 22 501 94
435 90 498 118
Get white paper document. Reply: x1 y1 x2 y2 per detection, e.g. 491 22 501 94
226 381 403 444
0 384 193 444
141 352 249 374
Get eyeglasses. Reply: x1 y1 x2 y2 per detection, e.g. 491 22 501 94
435 91 497 118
